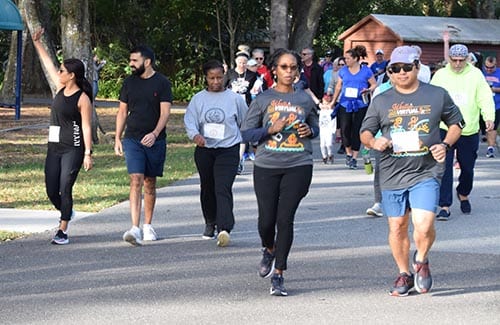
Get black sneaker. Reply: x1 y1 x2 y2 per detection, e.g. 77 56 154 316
413 251 432 293
51 229 69 245
457 191 471 214
348 158 358 170
337 145 345 155
270 274 288 296
345 154 352 167
389 272 414 297
436 208 450 221
258 248 275 278
202 224 215 239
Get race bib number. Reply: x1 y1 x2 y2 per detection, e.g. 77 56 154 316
345 87 358 98
392 131 420 152
48 125 60 143
204 123 225 140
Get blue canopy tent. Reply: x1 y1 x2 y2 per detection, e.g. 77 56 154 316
0 0 24 120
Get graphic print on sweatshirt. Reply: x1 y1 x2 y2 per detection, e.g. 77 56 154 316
265 99 305 152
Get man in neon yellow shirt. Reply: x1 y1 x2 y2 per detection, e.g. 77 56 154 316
431 44 495 220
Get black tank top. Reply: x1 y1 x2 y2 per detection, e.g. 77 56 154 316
49 88 83 147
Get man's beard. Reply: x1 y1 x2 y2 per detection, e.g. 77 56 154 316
132 63 146 76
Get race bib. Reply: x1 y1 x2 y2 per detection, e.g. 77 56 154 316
345 87 358 98
392 131 420 152
450 92 468 107
48 125 60 143
203 123 225 140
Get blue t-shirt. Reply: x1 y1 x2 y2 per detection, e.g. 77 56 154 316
483 68 500 109
338 65 373 112
370 60 388 76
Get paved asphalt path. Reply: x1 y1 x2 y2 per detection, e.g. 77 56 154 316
0 140 499 324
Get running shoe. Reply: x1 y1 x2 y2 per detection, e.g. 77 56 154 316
413 251 432 293
366 202 383 217
259 248 275 278
345 154 352 167
143 224 158 241
486 147 495 158
270 273 288 296
436 208 450 221
123 226 142 246
51 229 69 245
457 191 471 214
202 224 216 239
348 158 358 170
389 272 414 297
216 230 230 247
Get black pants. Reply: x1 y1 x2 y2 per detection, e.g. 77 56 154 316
253 164 313 271
439 130 479 207
45 144 84 221
194 144 239 232
338 106 367 151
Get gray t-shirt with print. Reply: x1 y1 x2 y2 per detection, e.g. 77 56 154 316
361 82 463 190
241 88 319 169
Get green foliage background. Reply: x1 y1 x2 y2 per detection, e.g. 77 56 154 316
2 0 499 101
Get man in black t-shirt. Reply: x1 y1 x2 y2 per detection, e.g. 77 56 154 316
115 45 173 246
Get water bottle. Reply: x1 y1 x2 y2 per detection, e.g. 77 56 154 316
362 148 373 174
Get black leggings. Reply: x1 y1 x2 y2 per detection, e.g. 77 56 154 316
253 164 312 271
45 144 84 221
194 144 239 232
338 106 367 151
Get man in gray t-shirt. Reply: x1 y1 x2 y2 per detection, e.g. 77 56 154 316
360 46 463 297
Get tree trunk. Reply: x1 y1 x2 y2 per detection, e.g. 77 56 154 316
289 0 327 51
270 0 289 53
61 0 92 77
0 32 19 102
12 0 54 99
61 0 101 143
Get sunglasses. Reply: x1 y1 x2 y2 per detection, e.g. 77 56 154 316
255 57 264 60
301 52 311 56
450 58 466 63
338 63 345 66
278 64 298 71
388 64 415 74
484 65 496 70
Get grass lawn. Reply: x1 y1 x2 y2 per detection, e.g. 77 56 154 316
0 105 196 217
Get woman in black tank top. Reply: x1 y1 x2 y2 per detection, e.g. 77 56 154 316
32 28 94 245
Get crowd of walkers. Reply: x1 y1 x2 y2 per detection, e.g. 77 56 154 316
34 30 497 297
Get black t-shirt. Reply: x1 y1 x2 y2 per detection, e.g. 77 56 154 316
223 69 257 106
119 72 173 140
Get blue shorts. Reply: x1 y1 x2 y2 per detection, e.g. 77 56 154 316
381 178 440 217
123 138 166 177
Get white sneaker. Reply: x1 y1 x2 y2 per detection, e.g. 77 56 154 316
123 226 142 246
143 224 158 241
366 202 383 217
217 230 230 247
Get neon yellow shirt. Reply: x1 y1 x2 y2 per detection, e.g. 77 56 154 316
431 63 495 136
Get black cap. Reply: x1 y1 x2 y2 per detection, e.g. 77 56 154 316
325 50 333 57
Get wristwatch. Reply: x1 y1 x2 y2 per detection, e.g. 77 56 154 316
440 141 451 151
